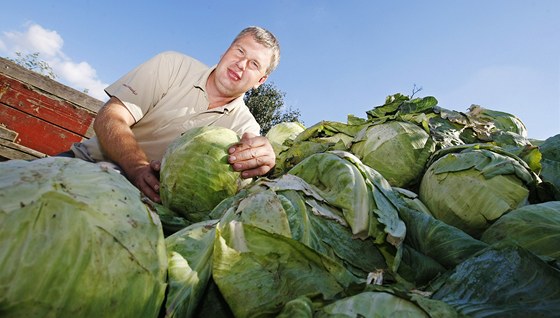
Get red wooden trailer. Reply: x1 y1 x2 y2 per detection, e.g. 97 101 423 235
0 57 103 160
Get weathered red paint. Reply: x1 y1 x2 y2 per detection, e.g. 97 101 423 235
1 76 95 136
0 73 98 156
0 104 85 155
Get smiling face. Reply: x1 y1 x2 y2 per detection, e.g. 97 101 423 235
210 34 273 99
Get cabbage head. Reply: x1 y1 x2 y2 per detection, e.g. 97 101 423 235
316 292 430 317
265 121 305 155
351 121 435 188
430 242 560 317
539 134 560 198
271 121 366 177
481 201 560 265
467 104 528 137
419 144 537 237
160 126 248 222
0 157 167 318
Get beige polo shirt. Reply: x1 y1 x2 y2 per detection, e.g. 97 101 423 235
78 51 261 163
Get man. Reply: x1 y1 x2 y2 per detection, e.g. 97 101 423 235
66 26 280 203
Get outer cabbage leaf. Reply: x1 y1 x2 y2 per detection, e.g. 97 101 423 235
393 187 433 216
398 244 447 286
289 151 406 245
481 201 560 265
316 291 429 318
539 134 560 198
0 158 167 318
430 242 560 317
398 205 488 269
287 151 373 237
148 201 193 236
212 222 360 317
216 175 388 278
466 104 528 137
279 189 387 277
277 296 314 318
271 120 367 176
163 220 217 318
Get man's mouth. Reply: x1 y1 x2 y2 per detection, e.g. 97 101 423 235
227 68 241 81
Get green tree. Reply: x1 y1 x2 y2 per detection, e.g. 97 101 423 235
7 52 57 79
244 82 302 135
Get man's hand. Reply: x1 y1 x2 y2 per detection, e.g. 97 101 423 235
228 132 276 178
128 160 162 203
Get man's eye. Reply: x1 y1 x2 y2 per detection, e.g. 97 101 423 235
236 48 244 55
250 61 260 70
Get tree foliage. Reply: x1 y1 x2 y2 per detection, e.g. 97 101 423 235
7 52 57 79
244 82 302 135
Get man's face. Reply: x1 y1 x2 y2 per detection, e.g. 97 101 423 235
213 35 273 97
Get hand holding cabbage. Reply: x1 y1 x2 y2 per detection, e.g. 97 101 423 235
227 132 276 178
139 131 276 204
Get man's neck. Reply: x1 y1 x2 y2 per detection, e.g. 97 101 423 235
206 71 236 109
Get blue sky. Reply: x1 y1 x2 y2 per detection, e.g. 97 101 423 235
1 1 559 140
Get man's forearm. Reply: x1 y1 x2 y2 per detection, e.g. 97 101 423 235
98 121 149 176
93 99 150 178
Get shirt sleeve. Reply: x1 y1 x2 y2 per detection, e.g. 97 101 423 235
104 51 197 123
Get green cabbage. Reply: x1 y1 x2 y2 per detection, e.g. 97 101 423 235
287 151 406 247
398 204 488 269
430 242 560 317
271 121 366 176
160 126 248 222
539 134 560 198
316 291 430 317
350 121 435 187
207 160 406 316
164 219 217 318
0 157 167 317
265 121 305 156
467 104 528 137
419 144 537 237
215 173 389 276
481 201 560 265
213 222 360 317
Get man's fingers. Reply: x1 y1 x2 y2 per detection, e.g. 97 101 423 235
231 154 275 173
150 160 161 172
139 181 161 203
229 145 268 163
229 134 266 154
138 175 161 202
131 165 161 203
227 133 275 178
238 164 273 179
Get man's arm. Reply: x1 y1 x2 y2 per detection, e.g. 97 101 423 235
93 96 161 202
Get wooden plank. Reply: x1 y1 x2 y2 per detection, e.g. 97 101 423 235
0 125 18 141
0 139 46 161
0 57 103 114
0 104 86 155
0 76 96 137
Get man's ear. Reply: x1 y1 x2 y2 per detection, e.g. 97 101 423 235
253 75 268 89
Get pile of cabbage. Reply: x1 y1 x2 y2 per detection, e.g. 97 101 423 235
1 94 559 317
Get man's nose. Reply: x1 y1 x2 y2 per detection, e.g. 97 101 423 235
236 58 248 70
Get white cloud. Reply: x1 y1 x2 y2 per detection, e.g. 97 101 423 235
1 23 108 101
